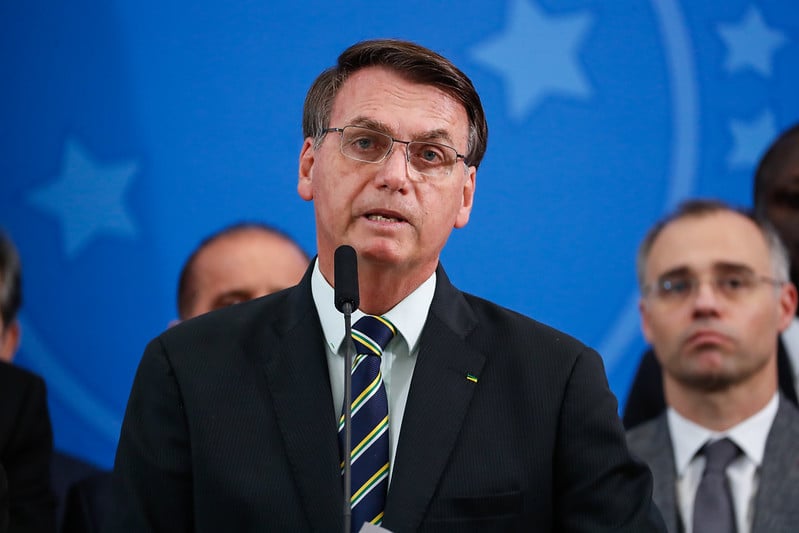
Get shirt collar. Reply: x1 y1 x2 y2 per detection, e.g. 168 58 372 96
311 258 436 356
668 392 779 475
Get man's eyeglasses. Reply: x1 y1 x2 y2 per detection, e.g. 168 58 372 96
322 125 467 181
643 271 785 303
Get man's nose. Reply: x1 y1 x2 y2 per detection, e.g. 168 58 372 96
374 143 411 190
692 279 722 316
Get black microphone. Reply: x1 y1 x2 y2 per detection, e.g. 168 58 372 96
335 245 360 314
334 244 358 533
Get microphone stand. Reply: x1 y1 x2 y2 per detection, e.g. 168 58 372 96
342 301 354 533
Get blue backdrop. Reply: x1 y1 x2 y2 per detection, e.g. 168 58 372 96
2 0 797 469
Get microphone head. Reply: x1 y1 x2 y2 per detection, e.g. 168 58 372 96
334 245 359 313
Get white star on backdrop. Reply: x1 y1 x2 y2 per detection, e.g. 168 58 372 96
470 0 593 120
727 110 776 169
717 6 787 77
29 139 139 258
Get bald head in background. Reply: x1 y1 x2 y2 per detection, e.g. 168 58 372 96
177 223 309 321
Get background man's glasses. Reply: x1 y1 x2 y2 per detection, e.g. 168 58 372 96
323 125 467 181
644 271 785 303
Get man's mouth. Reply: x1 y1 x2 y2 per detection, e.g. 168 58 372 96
366 213 404 223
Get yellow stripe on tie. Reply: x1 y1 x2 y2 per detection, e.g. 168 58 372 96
351 463 389 505
466 373 478 383
373 315 396 336
352 330 382 355
351 416 389 459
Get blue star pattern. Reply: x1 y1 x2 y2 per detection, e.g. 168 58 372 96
28 139 139 258
717 6 787 77
2 0 798 468
470 0 593 120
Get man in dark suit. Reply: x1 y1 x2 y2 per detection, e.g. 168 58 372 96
623 123 799 429
0 230 56 533
0 361 55 533
109 38 665 532
627 200 799 533
0 229 104 532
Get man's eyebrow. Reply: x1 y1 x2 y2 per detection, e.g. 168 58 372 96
711 262 755 274
347 117 456 145
656 262 756 279
656 266 692 279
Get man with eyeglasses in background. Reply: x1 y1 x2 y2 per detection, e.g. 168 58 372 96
623 123 799 430
627 199 799 533
108 39 665 532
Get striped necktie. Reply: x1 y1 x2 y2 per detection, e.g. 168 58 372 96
339 314 396 532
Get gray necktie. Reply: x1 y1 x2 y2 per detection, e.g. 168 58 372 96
693 438 741 533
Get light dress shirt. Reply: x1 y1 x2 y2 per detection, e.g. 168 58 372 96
667 393 779 533
311 259 435 481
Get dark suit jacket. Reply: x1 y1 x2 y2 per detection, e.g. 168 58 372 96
623 341 798 429
60 471 111 533
1 462 9 533
626 396 799 533
0 361 56 533
51 451 104 532
109 265 665 532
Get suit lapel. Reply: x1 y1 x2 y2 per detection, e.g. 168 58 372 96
629 416 681 533
383 266 485 532
246 268 344 532
751 397 799 533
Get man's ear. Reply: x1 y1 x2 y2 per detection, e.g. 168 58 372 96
298 138 315 201
454 166 476 229
639 298 654 344
777 282 798 332
0 319 20 363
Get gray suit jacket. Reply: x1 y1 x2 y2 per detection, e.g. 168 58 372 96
626 396 799 533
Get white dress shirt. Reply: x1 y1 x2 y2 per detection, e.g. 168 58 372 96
667 393 779 533
311 259 435 481
782 317 799 395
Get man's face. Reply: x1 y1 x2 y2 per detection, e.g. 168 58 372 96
298 66 476 281
639 211 797 392
0 315 20 363
760 141 799 293
184 230 309 319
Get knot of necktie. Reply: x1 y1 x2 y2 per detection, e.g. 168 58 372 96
701 437 741 474
352 315 396 356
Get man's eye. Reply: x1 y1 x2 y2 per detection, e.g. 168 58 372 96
718 275 748 291
351 136 376 150
661 278 691 295
419 146 444 163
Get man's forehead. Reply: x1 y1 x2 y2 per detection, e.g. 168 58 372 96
330 67 469 138
648 212 771 274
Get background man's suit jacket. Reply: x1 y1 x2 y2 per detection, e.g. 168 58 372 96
110 265 665 532
0 361 55 533
626 397 799 533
